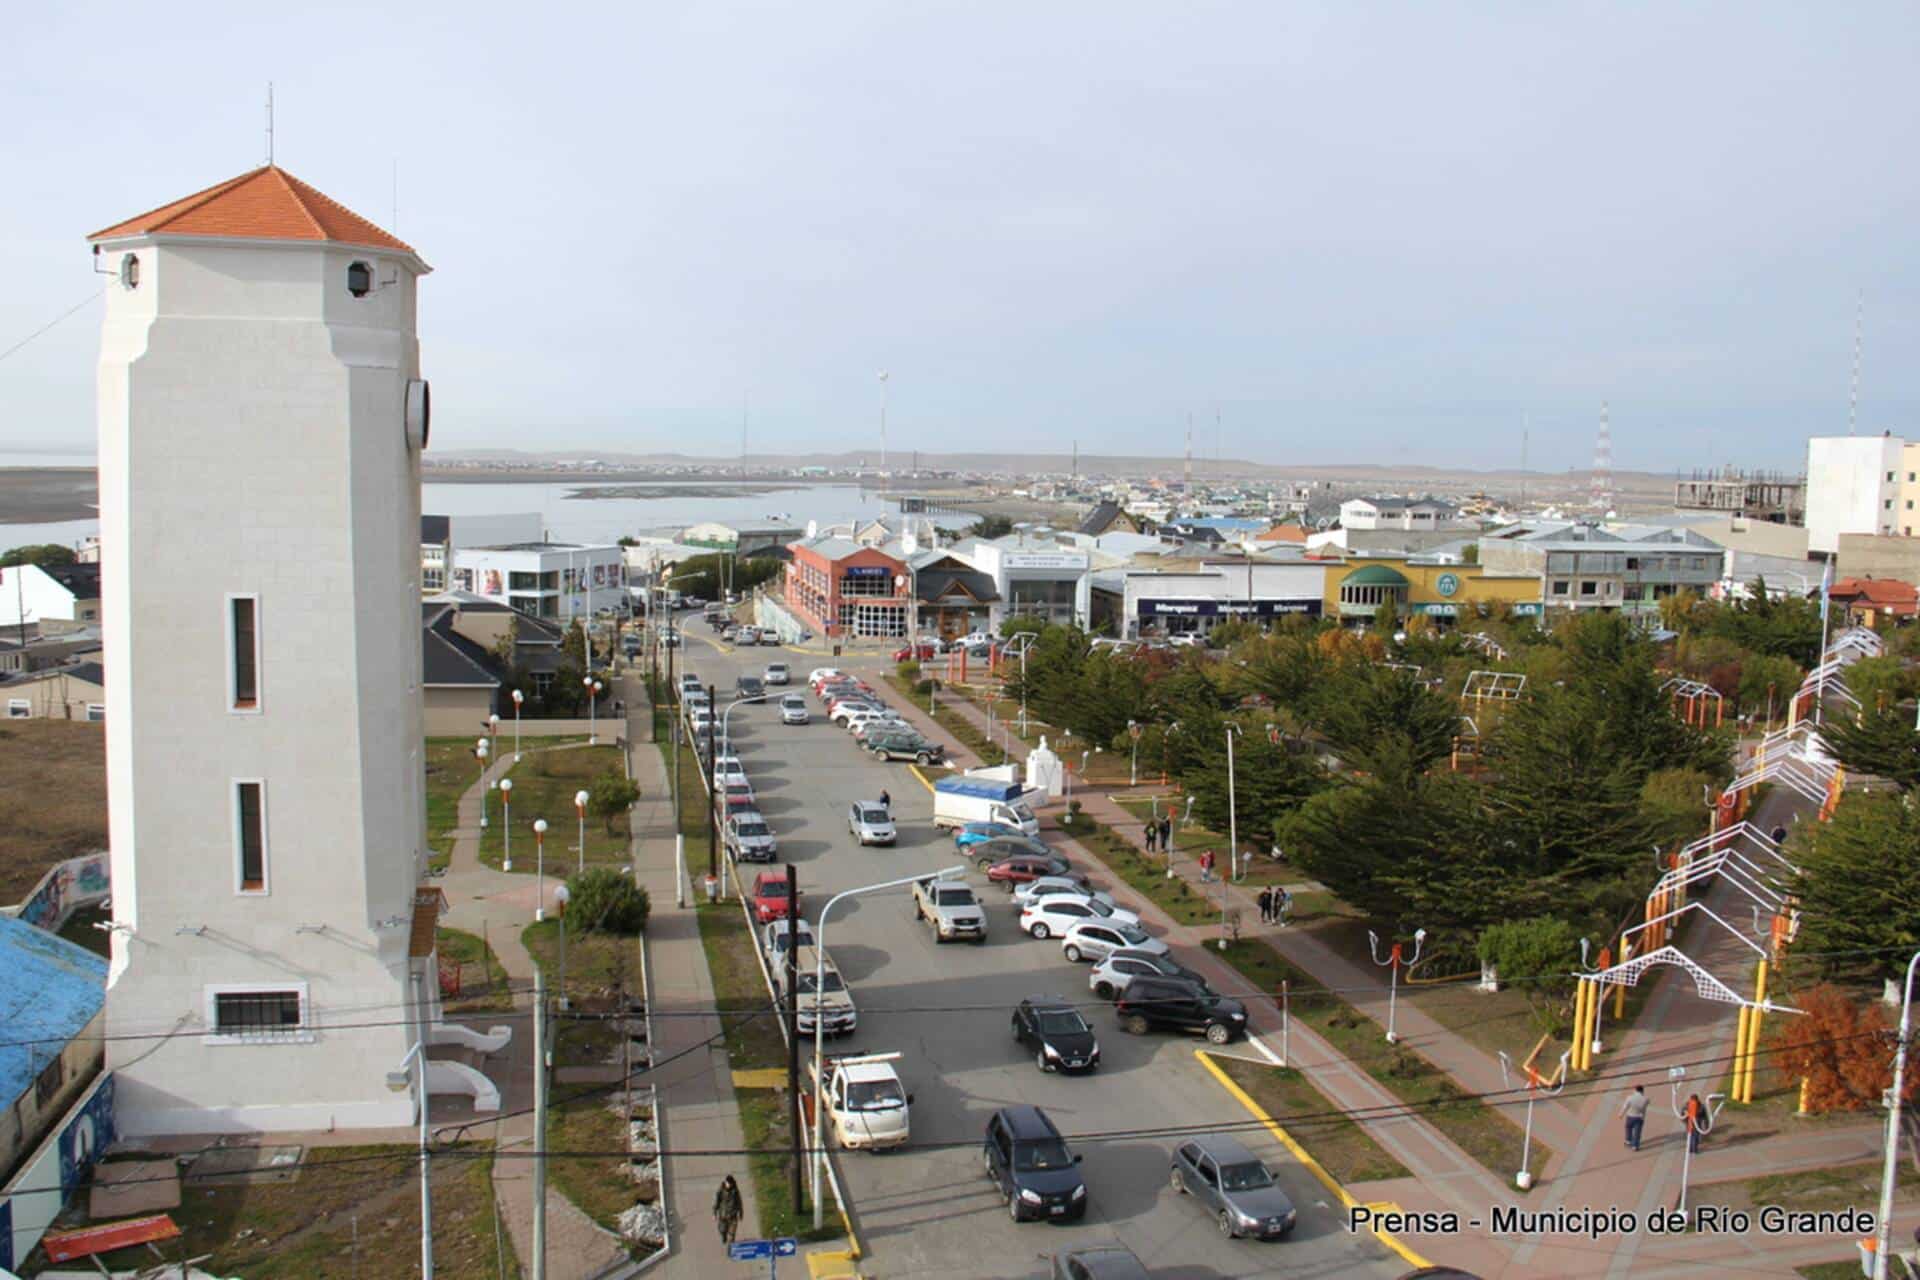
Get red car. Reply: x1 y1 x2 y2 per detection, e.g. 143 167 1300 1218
891 640 942 662
984 852 1073 890
751 867 801 924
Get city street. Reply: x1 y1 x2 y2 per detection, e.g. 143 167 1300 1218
682 632 1400 1280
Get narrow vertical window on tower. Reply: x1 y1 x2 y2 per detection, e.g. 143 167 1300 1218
236 780 267 893
229 595 260 711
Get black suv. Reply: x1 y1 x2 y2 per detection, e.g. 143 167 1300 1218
1113 978 1247 1045
737 675 765 699
984 1105 1086 1222
866 729 945 765
1011 997 1100 1074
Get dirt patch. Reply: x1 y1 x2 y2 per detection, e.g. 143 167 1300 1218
0 719 106 904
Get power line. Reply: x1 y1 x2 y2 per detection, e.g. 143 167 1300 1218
0 287 105 365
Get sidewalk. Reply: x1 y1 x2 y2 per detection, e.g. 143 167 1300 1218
436 745 630 1280
620 673 762 1279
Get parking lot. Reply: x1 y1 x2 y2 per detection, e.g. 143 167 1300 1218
682 630 1401 1279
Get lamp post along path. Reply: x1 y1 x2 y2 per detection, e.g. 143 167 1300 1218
1368 928 1427 1043
533 819 549 921
574 789 589 874
511 688 524 762
500 778 514 870
1873 949 1920 1277
476 738 490 829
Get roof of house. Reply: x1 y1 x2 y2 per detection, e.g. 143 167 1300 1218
1078 500 1127 536
0 914 106 1106
1347 495 1459 514
916 567 1001 603
89 166 417 255
38 563 101 598
421 515 451 544
65 661 105 688
1826 577 1920 613
1255 523 1307 543
423 619 502 688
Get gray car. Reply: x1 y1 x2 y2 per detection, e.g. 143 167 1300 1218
1169 1134 1297 1240
847 801 897 846
1049 1246 1151 1279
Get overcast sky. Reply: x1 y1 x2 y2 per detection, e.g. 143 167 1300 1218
3 2 1916 472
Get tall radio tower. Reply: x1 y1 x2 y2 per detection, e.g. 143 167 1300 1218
1590 401 1613 512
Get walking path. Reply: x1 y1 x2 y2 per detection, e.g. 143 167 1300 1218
869 666 1896 1278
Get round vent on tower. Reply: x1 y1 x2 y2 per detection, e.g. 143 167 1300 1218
347 261 372 298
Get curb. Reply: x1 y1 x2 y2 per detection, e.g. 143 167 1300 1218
1193 1048 1433 1271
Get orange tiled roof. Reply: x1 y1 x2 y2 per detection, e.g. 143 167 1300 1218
88 166 415 254
1255 523 1307 543
1829 577 1919 614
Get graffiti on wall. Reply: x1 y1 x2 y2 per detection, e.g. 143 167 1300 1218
11 852 110 934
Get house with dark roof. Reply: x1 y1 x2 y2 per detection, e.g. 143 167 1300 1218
910 552 1001 638
420 594 588 729
1077 500 1141 538
2 661 106 722
0 914 106 1187
0 562 101 633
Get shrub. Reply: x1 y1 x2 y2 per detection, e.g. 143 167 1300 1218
897 659 922 681
564 867 651 935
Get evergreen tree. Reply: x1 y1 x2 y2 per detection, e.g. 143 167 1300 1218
1790 793 1920 984
1818 702 1920 793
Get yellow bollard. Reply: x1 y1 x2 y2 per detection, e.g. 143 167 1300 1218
1732 1005 1752 1102
1578 978 1597 1071
1614 939 1630 1019
1797 1076 1811 1115
1743 961 1770 1103
1570 979 1589 1072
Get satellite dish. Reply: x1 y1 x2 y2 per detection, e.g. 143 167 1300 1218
806 519 819 539
902 533 919 556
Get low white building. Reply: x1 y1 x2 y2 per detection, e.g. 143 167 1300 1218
451 541 626 620
0 563 102 631
1339 495 1471 532
964 532 1091 629
1806 435 1906 555
1122 560 1329 638
420 513 542 593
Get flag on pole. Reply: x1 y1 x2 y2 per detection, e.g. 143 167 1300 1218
1819 558 1833 632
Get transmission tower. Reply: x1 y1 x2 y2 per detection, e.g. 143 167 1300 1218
1590 402 1613 512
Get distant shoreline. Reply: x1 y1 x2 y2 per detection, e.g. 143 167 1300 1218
422 470 843 487
0 468 97 525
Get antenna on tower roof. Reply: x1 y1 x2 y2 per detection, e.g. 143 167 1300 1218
265 83 274 166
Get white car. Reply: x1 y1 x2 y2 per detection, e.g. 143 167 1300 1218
830 701 885 726
1013 876 1115 910
848 714 909 741
1088 948 1209 1001
808 667 845 686
679 673 702 696
765 662 790 685
779 694 809 725
688 709 714 738
763 917 816 964
843 710 901 735
712 755 748 787
1060 919 1167 964
1018 895 1140 940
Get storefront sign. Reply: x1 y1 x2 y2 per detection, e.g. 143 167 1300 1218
1512 602 1544 616
1002 552 1087 570
1435 573 1461 597
843 566 891 578
1138 598 1322 619
1415 603 1458 617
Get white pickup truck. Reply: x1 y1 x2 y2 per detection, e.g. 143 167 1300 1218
812 1052 912 1151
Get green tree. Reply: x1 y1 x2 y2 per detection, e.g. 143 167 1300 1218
564 867 651 934
1737 653 1802 723
970 514 1015 539
0 544 77 568
1180 723 1322 846
1789 792 1920 984
1310 665 1457 785
588 769 641 835
1818 702 1920 793
1843 656 1916 712
1478 917 1581 1018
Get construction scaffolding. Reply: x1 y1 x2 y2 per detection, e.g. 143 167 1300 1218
1671 465 1805 524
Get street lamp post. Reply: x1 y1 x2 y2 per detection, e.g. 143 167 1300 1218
1367 927 1427 1043
1667 1066 1726 1221
500 778 514 870
1872 949 1920 1277
573 789 589 874
813 865 966 1228
385 1033 436 1280
554 884 571 1010
511 689 524 762
1224 723 1242 883
475 738 490 830
489 713 500 767
1498 1049 1570 1189
533 819 549 921
1128 720 1141 787
585 676 603 744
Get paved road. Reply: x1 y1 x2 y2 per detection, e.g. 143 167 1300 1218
683 634 1400 1280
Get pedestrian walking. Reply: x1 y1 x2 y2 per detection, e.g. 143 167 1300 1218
1619 1084 1649 1152
1199 849 1215 883
1257 887 1274 923
1685 1093 1704 1154
879 788 892 813
1159 815 1172 851
1274 885 1292 924
713 1173 743 1244
1144 821 1157 853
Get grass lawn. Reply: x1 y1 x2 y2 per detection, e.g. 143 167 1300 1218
73 1144 516 1280
1212 1054 1411 1184
424 734 590 869
1797 1264 1865 1280
1739 1159 1919 1213
1209 938 1548 1187
524 919 640 1009
479 743 632 874
437 926 515 1013
0 719 105 904
546 1090 658 1257
1110 795 1308 889
1059 814 1221 928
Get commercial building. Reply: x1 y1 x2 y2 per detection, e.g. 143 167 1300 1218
1121 559 1328 639
1476 523 1722 615
783 534 911 638
681 522 804 554
966 532 1091 629
450 541 626 621
1806 435 1906 554
1324 557 1542 623
910 551 999 639
90 164 479 1134
420 513 541 594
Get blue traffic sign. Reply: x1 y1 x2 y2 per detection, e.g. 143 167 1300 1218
727 1238 798 1261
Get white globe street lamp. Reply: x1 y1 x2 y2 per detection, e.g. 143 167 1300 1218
510 689 524 761
500 778 514 870
475 738 490 830
574 789 590 875
533 819 549 921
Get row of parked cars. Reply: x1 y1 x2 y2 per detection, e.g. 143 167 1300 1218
805 667 949 767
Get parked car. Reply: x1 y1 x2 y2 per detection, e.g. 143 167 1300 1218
759 629 782 646
848 713 910 742
684 689 712 714
866 730 944 765
779 943 858 1036
724 811 777 863
765 662 790 685
1088 948 1211 1001
1019 896 1139 940
1060 919 1166 964
1014 877 1117 911
1011 997 1100 1074
735 625 761 645
720 778 757 813
829 698 884 724
762 916 816 964
807 667 844 686
848 801 897 846
719 623 740 641
660 628 681 647
983 851 1073 888
688 709 714 738
779 694 810 725
750 867 801 924
912 875 987 943
1114 978 1247 1044
1049 1247 1151 1279
1169 1134 1296 1240
621 635 641 656
892 639 942 662
952 821 1028 851
984 1105 1086 1223
737 675 765 700
679 673 702 696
